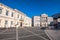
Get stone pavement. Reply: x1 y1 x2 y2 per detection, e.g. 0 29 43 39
0 27 50 40
45 30 60 40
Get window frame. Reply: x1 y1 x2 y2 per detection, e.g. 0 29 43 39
6 10 9 16
0 7 2 14
11 21 13 25
11 12 14 17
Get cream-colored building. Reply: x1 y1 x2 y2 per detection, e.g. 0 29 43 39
0 3 32 28
32 13 54 28
32 16 40 27
24 16 32 27
40 14 48 27
48 17 53 25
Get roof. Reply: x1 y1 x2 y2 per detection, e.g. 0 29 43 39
0 3 26 16
14 9 26 16
41 13 48 17
0 3 14 10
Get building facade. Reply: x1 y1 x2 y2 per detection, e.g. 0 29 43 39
40 14 48 27
32 16 40 27
48 17 53 25
32 13 54 28
0 3 32 28
24 17 32 27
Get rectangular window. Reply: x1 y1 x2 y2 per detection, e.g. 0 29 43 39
6 10 9 16
11 21 13 25
21 16 22 19
17 22 18 25
0 7 2 14
5 20 8 25
0 20 1 24
11 12 13 17
17 14 19 18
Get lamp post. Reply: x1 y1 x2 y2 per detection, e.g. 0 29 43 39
15 24 19 40
16 18 24 40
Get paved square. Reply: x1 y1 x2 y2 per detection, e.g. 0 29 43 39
0 27 50 40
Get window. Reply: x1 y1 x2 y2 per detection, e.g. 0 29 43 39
11 21 13 25
5 20 8 25
0 7 2 14
6 10 9 16
17 14 19 18
21 16 22 19
16 22 19 25
5 20 8 27
0 20 1 24
11 12 13 17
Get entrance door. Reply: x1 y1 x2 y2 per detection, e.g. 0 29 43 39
20 22 22 27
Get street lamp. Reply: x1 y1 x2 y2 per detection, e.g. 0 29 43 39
15 24 19 40
15 17 24 40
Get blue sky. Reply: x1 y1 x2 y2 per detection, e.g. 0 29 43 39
0 0 60 18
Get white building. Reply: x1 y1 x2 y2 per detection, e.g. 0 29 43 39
48 17 53 25
24 17 32 27
32 16 40 27
32 13 54 28
0 3 32 28
40 14 48 27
